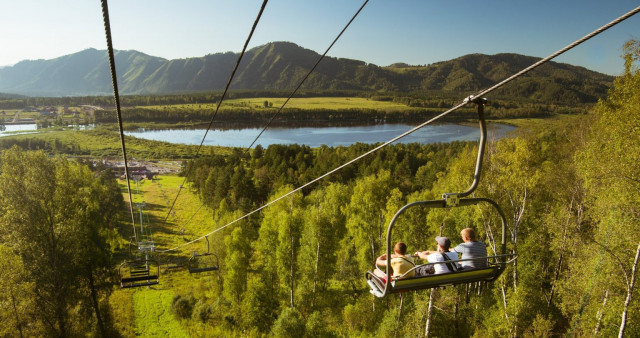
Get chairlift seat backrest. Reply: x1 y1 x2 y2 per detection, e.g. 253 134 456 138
119 259 159 288
188 252 220 274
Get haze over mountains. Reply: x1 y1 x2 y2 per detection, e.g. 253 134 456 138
0 41 614 101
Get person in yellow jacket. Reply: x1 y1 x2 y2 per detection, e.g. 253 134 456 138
373 242 415 282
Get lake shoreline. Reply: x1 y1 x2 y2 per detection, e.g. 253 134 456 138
124 122 516 148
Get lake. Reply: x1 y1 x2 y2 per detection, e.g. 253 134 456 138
124 123 516 148
0 123 38 137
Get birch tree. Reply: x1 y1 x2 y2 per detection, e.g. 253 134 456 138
575 40 640 337
0 148 121 337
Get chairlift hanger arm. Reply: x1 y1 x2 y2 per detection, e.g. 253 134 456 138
443 98 487 205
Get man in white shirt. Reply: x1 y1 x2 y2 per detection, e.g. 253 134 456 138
414 236 458 275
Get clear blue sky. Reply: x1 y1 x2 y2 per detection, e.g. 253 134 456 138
1 0 639 75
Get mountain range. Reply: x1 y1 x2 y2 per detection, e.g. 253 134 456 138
0 41 614 102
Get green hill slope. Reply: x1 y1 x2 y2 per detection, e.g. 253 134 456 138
0 42 614 104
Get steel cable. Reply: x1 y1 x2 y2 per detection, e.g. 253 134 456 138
176 0 371 229
245 0 370 151
158 5 640 253
160 0 269 227
100 0 137 241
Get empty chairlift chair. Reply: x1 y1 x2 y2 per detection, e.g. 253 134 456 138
119 259 160 288
119 235 159 288
188 236 219 274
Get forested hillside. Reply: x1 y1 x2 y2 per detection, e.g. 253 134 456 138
0 149 124 337
0 43 637 337
0 42 613 103
165 42 638 336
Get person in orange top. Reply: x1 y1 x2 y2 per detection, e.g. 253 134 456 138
374 242 415 282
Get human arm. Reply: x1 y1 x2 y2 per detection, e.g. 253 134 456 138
414 250 435 260
375 253 388 267
452 243 463 253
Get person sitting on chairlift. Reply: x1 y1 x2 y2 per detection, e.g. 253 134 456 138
453 228 487 270
374 242 415 282
414 236 458 275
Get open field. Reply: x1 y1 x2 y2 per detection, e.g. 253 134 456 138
133 289 188 337
0 128 230 158
120 175 219 248
112 174 223 336
138 96 417 111
0 109 23 116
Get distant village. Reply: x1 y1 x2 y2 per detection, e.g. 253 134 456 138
97 159 181 180
1 105 99 124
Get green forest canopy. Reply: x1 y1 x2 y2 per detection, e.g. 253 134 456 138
0 41 638 336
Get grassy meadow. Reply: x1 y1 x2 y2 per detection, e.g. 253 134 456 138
133 290 188 337
0 127 231 159
139 96 417 111
113 174 227 336
121 175 218 248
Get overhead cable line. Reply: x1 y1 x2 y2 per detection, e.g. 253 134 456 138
245 0 370 151
158 5 640 253
100 0 137 240
178 203 204 231
160 0 269 227
177 0 371 228
468 5 640 101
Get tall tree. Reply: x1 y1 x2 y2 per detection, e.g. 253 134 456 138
223 226 250 313
275 189 304 309
344 170 394 272
297 183 349 313
0 148 74 336
575 40 640 338
0 245 34 337
253 185 304 309
0 147 121 337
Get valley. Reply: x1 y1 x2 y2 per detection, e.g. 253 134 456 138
0 35 638 338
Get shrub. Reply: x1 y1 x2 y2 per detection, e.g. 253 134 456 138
192 300 213 322
270 308 305 338
170 293 196 319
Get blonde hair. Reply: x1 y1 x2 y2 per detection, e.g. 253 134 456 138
461 228 477 241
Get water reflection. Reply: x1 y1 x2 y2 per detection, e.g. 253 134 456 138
0 124 38 137
125 123 516 148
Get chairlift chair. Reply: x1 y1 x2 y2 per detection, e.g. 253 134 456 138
365 98 514 298
119 235 159 288
119 259 159 288
366 197 509 297
188 236 220 274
